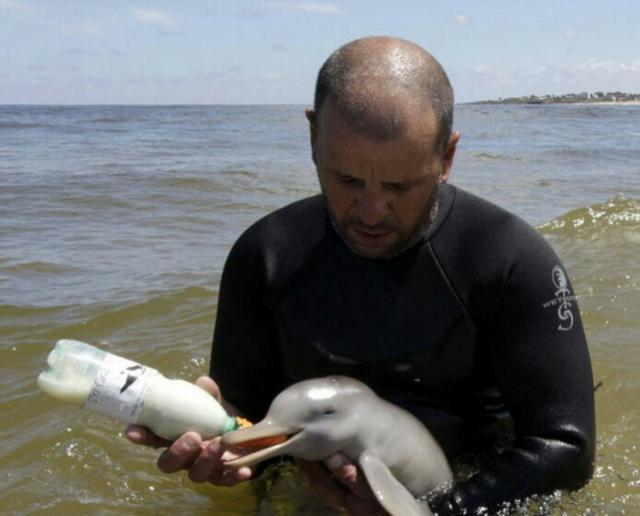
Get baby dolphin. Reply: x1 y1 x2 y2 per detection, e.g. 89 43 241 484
222 376 452 516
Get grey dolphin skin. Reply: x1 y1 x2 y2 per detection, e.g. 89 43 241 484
222 376 452 516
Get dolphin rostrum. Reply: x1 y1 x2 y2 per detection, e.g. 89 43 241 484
222 376 452 516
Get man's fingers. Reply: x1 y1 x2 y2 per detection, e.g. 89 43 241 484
188 438 224 482
298 457 387 515
189 438 253 485
195 376 222 402
125 379 252 488
194 375 243 416
324 453 372 499
297 459 347 511
216 466 253 486
156 432 203 473
125 424 172 448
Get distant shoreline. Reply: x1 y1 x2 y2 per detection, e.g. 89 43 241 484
574 100 640 105
471 100 640 106
471 92 640 105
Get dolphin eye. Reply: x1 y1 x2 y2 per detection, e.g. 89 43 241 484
323 409 336 416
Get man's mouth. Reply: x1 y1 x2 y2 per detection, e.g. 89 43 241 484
350 226 394 247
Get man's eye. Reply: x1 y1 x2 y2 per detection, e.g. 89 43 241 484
388 182 409 192
339 175 359 185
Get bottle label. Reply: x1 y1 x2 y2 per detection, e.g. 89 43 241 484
85 353 154 423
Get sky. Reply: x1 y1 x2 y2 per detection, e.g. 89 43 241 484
1 0 639 104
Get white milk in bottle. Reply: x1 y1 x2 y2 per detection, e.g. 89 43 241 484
37 339 239 440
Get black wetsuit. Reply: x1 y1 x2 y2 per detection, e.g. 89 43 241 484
210 183 595 515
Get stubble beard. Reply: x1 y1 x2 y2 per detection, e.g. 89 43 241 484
322 182 441 260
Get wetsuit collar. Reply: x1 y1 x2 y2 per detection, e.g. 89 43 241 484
422 182 455 242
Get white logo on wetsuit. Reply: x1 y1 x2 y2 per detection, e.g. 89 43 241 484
542 265 577 331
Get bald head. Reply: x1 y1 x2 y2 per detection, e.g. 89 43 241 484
313 36 454 151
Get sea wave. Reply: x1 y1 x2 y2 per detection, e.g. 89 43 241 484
471 152 520 161
539 196 640 337
0 261 82 275
538 195 640 239
90 116 131 124
554 146 640 160
151 174 230 192
569 105 610 117
1 285 216 339
0 122 51 129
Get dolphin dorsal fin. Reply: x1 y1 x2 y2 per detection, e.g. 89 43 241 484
358 451 433 516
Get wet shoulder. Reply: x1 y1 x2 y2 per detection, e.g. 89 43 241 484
231 194 329 291
239 194 326 248
435 185 549 261
430 185 557 315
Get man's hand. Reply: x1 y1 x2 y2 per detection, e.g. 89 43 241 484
125 376 253 486
297 453 386 515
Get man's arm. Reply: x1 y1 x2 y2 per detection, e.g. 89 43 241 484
433 229 595 514
210 231 286 422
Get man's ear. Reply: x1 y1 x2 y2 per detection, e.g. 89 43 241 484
440 131 460 183
305 108 318 165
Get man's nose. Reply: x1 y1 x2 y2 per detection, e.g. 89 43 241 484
355 188 389 227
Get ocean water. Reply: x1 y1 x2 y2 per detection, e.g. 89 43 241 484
1 104 639 514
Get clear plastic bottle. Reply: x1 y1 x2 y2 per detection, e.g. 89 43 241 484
37 339 239 440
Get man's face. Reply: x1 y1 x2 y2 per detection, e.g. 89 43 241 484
308 101 458 260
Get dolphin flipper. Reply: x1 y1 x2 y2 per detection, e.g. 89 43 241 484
359 451 433 516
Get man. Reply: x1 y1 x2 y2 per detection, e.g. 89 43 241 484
128 36 595 514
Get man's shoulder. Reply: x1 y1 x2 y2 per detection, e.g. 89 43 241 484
441 184 545 249
447 185 523 225
226 195 328 289
433 185 559 295
238 194 326 247
261 194 326 228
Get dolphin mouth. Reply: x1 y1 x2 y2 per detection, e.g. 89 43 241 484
222 424 302 468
